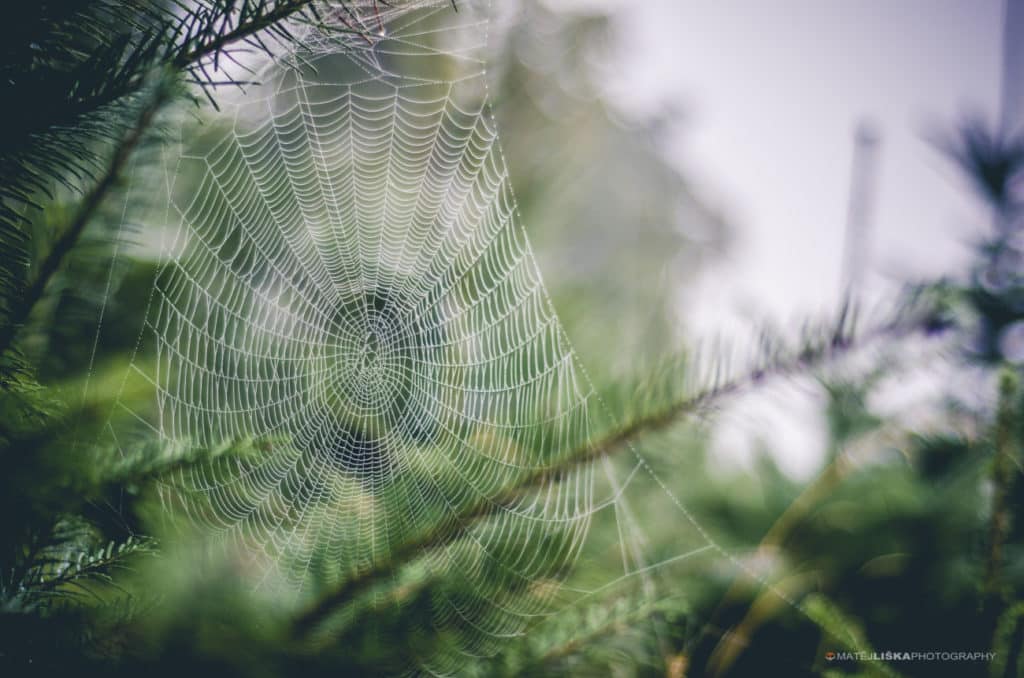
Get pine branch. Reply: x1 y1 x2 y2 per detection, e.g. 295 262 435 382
176 1 323 71
0 1 405 326
2 1 402 147
802 593 904 678
992 602 1024 678
41 0 326 118
984 369 1018 633
292 302 940 636
527 596 672 671
0 74 174 361
0 3 464 336
27 535 156 598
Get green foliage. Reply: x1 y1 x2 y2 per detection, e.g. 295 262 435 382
992 602 1024 678
802 594 902 678
0 0 373 350
0 3 400 674
0 2 1021 677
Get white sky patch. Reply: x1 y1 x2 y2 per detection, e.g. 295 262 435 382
589 0 1004 477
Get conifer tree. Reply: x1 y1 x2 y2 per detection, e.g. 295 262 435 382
0 3 1020 677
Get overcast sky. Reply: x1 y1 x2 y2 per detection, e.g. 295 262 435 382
605 0 1004 332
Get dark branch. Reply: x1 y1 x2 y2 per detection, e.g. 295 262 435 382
0 75 174 359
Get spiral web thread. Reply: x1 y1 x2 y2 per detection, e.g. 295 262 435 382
98 1 732 672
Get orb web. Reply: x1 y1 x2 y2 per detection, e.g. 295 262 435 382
89 1 738 674
137 3 602 670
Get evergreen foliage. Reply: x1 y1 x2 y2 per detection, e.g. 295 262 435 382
0 3 1020 677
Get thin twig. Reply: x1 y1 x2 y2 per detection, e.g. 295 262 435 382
175 1 320 69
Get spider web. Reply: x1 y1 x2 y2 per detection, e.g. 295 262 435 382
96 1 737 673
